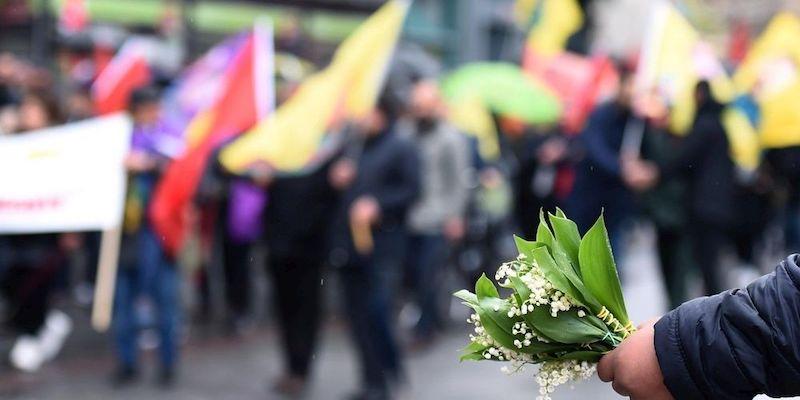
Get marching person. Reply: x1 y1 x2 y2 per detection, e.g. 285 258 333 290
254 158 339 397
399 80 470 348
329 91 420 400
0 91 75 372
112 87 182 388
623 81 735 295
566 67 637 261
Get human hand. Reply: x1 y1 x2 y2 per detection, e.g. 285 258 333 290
249 162 275 188
537 138 567 166
598 319 673 400
622 155 659 192
330 158 357 190
350 196 380 227
443 217 466 242
124 151 157 173
58 232 83 252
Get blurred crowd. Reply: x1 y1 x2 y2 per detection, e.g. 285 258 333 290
1 4 800 400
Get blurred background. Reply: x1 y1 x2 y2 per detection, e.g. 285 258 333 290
2 0 800 399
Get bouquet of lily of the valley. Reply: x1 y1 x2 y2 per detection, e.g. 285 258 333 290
454 209 634 400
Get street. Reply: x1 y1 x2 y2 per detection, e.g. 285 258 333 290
0 227 790 400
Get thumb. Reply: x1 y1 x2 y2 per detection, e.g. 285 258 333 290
597 349 617 383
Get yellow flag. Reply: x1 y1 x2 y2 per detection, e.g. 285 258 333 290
220 0 410 173
734 13 800 92
519 0 583 56
637 1 758 170
734 13 800 149
757 81 800 149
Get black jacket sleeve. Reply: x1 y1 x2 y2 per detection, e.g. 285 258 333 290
373 140 420 218
657 117 718 179
654 255 800 400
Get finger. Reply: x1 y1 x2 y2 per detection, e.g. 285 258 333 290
612 380 632 397
597 351 616 382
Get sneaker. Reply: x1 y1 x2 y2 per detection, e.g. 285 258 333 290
9 335 45 372
39 310 73 361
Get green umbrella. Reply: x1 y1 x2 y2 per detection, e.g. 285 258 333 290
442 62 562 125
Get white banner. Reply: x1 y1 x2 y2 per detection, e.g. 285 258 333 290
0 114 132 233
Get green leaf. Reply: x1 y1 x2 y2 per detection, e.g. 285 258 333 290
475 274 500 300
508 276 531 306
459 341 490 362
555 207 567 219
579 215 629 326
460 340 487 353
460 352 488 362
523 306 610 344
548 212 582 276
475 297 517 350
547 243 604 315
530 246 577 302
454 290 478 305
559 351 603 362
536 211 555 248
513 235 544 261
517 338 575 355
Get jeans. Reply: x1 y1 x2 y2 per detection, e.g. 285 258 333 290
113 227 180 370
406 233 447 338
340 228 406 393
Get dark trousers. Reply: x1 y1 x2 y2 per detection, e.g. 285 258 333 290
222 237 252 318
406 233 447 338
656 228 689 309
1 262 59 335
0 238 61 336
340 229 405 393
690 221 727 295
268 251 323 378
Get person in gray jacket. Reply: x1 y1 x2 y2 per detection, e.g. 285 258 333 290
400 81 471 347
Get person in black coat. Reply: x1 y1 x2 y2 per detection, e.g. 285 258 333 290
625 81 735 295
261 159 339 397
328 94 421 400
567 71 637 258
598 253 800 400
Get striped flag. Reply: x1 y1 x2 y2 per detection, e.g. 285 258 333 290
218 0 410 174
91 39 153 115
150 23 275 256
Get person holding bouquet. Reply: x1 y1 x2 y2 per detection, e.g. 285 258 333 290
598 253 800 399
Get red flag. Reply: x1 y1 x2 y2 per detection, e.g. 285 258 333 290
523 50 618 134
92 40 152 115
728 20 751 67
150 25 274 257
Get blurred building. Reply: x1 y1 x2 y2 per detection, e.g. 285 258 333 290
0 0 537 72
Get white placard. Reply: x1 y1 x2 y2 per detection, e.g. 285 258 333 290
0 114 132 233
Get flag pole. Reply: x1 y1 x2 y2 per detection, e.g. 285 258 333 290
91 225 122 332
